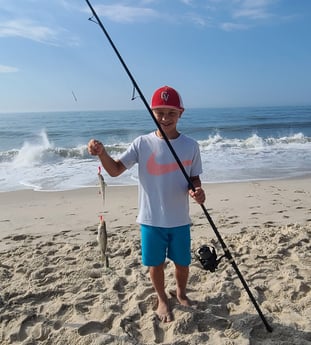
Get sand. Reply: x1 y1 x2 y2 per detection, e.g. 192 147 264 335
0 177 310 344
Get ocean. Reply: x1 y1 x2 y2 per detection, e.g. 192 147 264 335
0 106 310 192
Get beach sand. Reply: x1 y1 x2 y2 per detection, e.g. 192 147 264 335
0 178 310 344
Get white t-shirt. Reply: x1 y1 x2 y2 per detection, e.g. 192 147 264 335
119 132 203 227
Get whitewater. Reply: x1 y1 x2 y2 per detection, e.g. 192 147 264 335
0 106 310 192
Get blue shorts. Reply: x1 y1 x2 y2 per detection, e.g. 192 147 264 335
140 224 191 267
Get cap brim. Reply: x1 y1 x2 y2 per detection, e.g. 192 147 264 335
151 105 184 111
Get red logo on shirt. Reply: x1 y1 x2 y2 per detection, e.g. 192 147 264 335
147 153 192 176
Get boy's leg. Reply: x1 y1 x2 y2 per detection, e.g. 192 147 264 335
174 264 192 307
149 263 173 322
140 225 172 321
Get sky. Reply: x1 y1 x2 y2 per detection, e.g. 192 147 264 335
0 0 310 113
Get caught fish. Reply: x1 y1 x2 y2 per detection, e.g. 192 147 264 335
97 166 109 267
98 166 106 208
97 215 109 268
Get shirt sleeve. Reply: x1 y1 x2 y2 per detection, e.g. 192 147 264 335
191 142 203 177
119 137 140 170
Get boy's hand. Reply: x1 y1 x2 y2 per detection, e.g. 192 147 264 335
88 139 104 156
189 187 205 204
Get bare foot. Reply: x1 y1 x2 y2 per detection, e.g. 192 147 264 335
177 294 192 307
155 298 174 323
169 290 197 308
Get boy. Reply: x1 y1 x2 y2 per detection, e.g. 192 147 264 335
88 86 205 322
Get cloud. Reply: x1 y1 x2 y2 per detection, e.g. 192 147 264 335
220 22 249 31
185 13 209 27
82 0 288 31
0 19 60 44
171 0 281 30
0 65 19 73
0 19 80 46
233 0 275 20
180 0 194 5
195 0 281 31
95 4 159 23
233 7 271 20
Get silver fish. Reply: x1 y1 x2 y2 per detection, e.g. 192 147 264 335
97 215 109 268
98 166 106 208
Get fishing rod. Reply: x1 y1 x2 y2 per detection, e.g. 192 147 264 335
84 0 273 333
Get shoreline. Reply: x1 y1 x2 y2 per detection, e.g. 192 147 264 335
2 171 311 192
1 171 311 195
1 176 310 250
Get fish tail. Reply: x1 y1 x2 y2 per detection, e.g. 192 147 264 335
105 255 109 268
101 253 109 268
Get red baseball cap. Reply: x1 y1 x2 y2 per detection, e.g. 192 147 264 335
151 86 184 111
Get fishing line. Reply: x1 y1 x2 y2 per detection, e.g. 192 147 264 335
84 0 273 333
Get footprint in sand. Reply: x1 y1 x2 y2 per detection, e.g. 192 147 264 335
78 315 116 336
120 317 141 339
264 221 275 228
10 314 47 343
136 288 157 315
11 234 28 241
78 321 105 336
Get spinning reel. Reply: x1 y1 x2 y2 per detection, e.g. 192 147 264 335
195 245 226 272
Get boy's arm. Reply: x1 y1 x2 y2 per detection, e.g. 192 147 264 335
88 139 126 177
189 175 201 189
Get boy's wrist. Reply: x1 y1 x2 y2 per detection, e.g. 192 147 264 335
98 149 106 159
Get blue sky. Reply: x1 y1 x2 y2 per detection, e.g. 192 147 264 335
0 0 310 113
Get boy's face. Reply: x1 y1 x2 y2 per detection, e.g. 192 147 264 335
153 108 183 135
153 108 182 125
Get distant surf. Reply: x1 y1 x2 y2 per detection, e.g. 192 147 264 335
0 106 310 191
